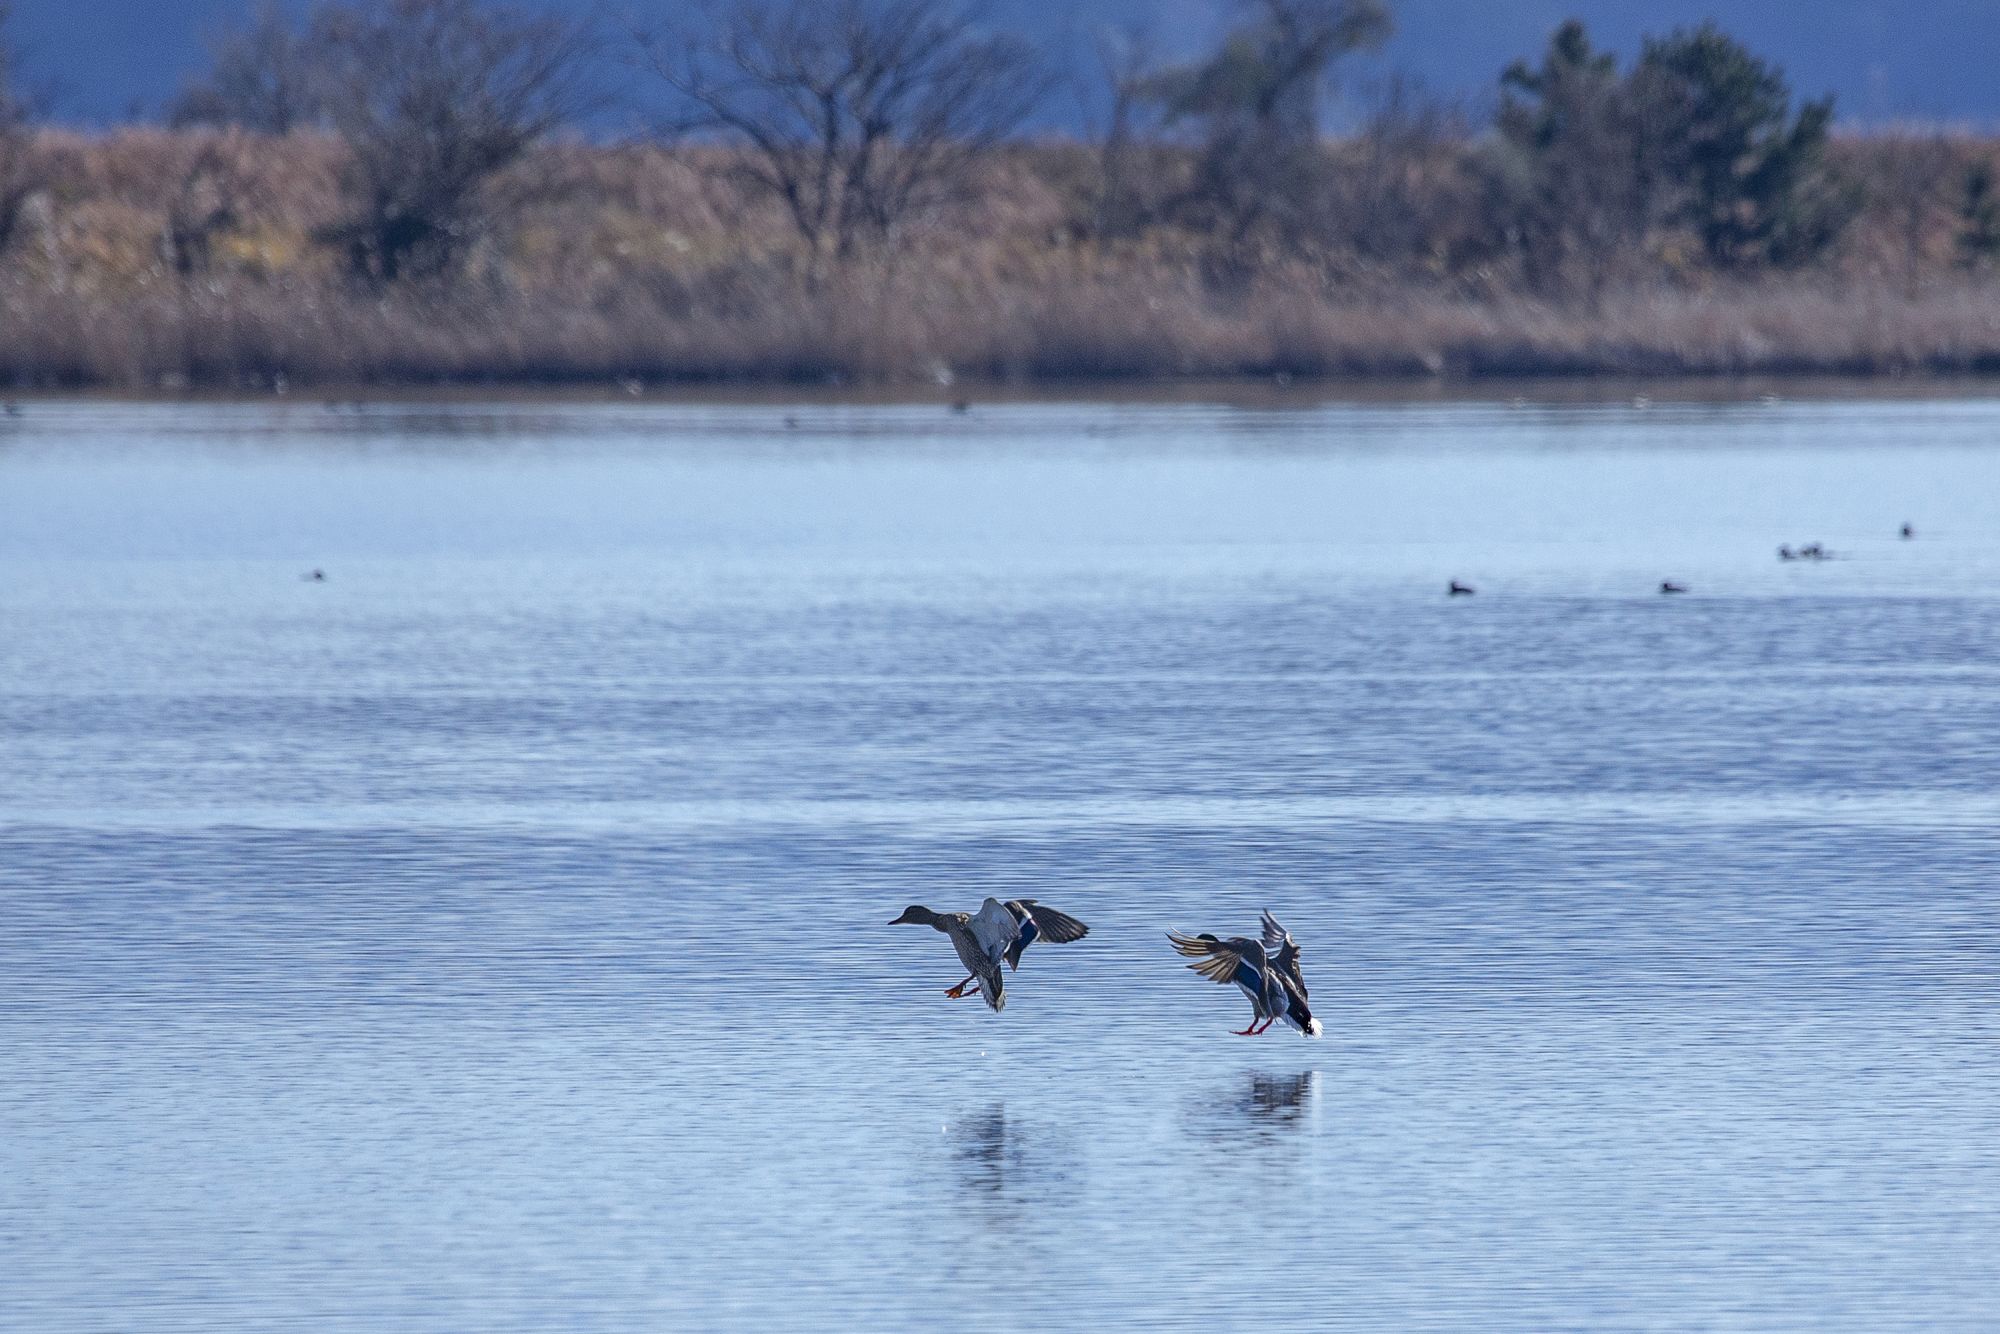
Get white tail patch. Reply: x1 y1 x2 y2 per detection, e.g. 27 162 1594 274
1306 1017 1324 1038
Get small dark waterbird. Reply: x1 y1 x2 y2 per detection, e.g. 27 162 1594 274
1448 580 1475 596
1901 523 1915 539
1660 581 1688 594
890 899 1022 1013
941 899 1089 1000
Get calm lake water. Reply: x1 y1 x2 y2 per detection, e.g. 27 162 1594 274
5 391 2000 1330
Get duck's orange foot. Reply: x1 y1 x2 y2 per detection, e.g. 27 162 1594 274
945 984 966 998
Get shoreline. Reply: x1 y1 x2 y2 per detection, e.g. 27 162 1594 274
9 370 2000 409
13 279 2000 398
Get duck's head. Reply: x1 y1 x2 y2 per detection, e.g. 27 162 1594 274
889 905 936 926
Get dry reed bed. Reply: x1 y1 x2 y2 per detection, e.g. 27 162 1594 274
9 277 2000 389
5 130 2000 389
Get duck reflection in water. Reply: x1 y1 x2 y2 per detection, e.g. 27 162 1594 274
948 1104 1075 1199
1242 1070 1318 1125
953 1105 1017 1195
1190 1070 1320 1142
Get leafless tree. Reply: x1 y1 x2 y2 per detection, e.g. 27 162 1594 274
0 1 49 260
641 0 1047 280
1134 0 1390 252
311 0 598 281
1085 24 1171 239
170 2 323 134
160 133 268 275
1333 77 1475 272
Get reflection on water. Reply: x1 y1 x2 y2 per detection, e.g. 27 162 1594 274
1186 1070 1320 1144
1242 1070 1317 1126
949 1104 1075 1201
6 396 2000 1330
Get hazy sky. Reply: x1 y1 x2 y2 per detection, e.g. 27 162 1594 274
12 0 1996 127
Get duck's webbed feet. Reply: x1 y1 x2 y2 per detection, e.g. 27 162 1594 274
1232 1021 1262 1036
945 976 979 999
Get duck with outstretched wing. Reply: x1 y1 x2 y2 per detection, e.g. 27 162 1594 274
889 898 1022 1012
940 899 1089 999
1167 930 1291 1036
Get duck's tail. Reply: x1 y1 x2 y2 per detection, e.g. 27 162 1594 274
979 965 1006 1013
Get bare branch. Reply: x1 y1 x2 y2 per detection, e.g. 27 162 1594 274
309 0 600 281
639 0 1047 276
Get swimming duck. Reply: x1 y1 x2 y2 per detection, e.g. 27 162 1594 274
1260 910 1323 1038
1778 546 1796 561
1448 580 1475 596
890 899 1020 1012
1659 581 1688 595
1901 523 1915 539
943 899 1089 999
1168 930 1290 1035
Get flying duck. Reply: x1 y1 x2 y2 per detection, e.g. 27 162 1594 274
942 899 1088 999
1168 929 1291 1036
890 899 1020 1012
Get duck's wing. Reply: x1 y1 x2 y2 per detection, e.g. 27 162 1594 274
1167 932 1267 987
1019 901 1089 944
1002 900 1088 969
968 897 1021 968
1273 941 1304 997
1259 910 1293 956
1261 910 1307 997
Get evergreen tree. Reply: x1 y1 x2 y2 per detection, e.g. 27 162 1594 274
1632 23 1847 268
1494 20 1650 295
1959 159 2000 269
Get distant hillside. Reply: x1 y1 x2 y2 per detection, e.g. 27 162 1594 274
14 0 2000 127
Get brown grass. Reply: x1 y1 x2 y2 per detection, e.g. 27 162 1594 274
5 128 2000 390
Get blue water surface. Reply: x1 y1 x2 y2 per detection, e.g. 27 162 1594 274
3 391 2000 1330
